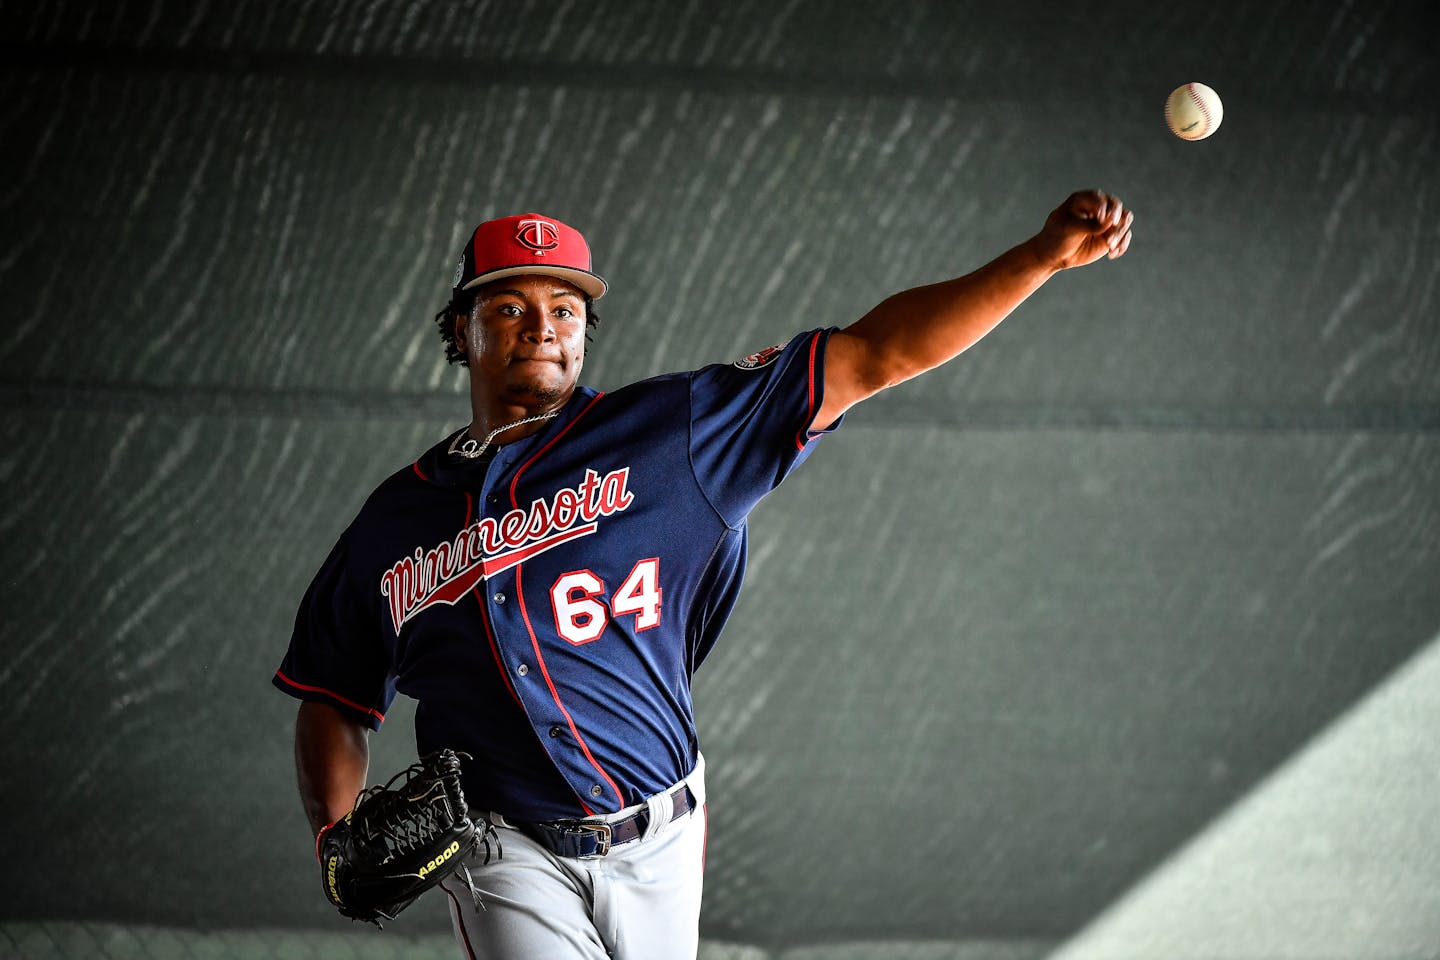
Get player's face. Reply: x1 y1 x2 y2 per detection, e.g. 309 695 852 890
459 275 588 409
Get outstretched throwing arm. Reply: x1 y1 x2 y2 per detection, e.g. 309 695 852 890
815 190 1134 428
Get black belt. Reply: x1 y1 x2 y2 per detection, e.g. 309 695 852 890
517 784 695 859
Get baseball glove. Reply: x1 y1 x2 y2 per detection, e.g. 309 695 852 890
317 748 491 926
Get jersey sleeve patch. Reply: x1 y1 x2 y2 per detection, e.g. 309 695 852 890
690 328 840 528
732 339 790 370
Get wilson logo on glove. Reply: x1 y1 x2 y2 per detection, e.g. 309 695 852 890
317 749 499 927
326 855 342 904
419 840 462 878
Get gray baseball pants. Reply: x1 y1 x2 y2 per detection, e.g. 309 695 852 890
440 758 708 959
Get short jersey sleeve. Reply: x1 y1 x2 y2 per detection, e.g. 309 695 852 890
272 526 396 730
688 327 843 526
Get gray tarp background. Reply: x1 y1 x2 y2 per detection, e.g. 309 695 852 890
2 2 1437 958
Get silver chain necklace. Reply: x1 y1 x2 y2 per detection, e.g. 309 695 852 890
447 411 559 460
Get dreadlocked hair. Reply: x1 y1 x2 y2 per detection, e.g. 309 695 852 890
433 289 601 366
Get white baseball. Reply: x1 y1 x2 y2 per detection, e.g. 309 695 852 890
1165 82 1224 141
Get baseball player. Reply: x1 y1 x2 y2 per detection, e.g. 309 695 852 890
274 192 1133 958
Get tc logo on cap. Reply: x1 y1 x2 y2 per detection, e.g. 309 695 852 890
516 219 560 255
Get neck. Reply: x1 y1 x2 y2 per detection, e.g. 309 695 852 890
469 399 566 447
451 406 562 461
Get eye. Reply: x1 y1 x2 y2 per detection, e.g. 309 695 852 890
554 306 574 319
499 303 522 316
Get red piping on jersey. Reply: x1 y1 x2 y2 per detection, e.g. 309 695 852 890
413 461 430 482
515 562 623 815
795 330 821 451
274 670 385 724
508 391 605 504
496 395 622 813
462 489 524 707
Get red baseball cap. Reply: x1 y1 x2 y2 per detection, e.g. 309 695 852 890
451 213 607 300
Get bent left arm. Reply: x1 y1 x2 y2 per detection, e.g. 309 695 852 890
815 190 1134 428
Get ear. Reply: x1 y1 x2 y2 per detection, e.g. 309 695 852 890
452 309 469 356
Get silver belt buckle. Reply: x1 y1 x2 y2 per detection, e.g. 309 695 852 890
574 820 612 859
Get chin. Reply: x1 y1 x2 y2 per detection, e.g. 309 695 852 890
505 380 569 407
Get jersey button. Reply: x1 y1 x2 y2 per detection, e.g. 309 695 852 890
487 494 499 504
492 592 506 604
517 663 529 677
589 784 603 798
549 725 563 738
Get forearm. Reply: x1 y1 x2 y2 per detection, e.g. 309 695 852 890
842 237 1056 391
294 700 371 837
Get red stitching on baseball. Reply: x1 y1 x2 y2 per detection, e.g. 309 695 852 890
1186 83 1212 132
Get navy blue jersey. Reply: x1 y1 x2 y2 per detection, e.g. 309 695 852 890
275 328 841 820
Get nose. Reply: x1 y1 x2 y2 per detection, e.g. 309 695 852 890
519 310 556 343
